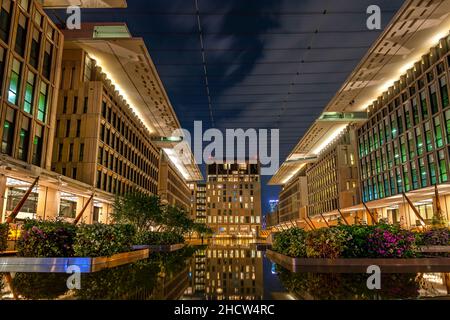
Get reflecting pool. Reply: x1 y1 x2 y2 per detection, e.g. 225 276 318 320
1 240 450 300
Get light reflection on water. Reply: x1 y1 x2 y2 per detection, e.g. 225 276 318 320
1 240 450 300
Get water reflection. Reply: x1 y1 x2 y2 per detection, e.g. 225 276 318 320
182 240 264 300
0 247 196 300
1 241 450 300
275 267 450 300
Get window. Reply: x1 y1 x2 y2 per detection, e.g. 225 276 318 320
32 125 43 166
30 29 41 69
79 143 84 161
403 165 410 192
439 77 449 108
18 119 30 161
419 157 427 188
66 120 71 137
445 109 450 144
15 14 27 56
8 59 22 105
76 120 81 137
1 107 15 155
424 122 434 152
0 0 12 43
396 167 403 193
69 143 74 161
400 136 407 162
404 103 412 129
24 72 36 114
412 97 420 125
73 97 78 114
429 84 439 115
83 97 88 113
0 46 5 91
390 114 398 138
428 154 437 185
415 127 424 156
434 117 444 148
420 91 428 120
408 132 415 159
438 150 448 182
58 143 63 161
411 161 419 190
38 82 48 122
397 109 404 135
42 42 52 79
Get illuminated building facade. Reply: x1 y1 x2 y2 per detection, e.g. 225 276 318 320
0 5 202 223
0 0 65 222
278 170 307 224
357 36 450 226
53 48 161 201
189 182 206 223
158 152 192 211
270 1 450 230
206 161 262 237
307 128 360 218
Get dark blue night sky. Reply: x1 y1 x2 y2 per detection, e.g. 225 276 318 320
50 0 405 213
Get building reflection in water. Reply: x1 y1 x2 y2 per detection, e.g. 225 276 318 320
183 239 264 300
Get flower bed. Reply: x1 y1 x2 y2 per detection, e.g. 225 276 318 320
17 220 76 257
415 228 450 246
0 223 9 252
16 220 136 258
271 224 439 259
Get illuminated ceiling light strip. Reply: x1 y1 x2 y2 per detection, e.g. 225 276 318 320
360 30 450 111
89 54 155 135
163 148 191 181
281 164 306 185
312 124 348 155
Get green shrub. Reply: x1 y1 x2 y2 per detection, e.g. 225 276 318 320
134 231 184 246
305 227 351 259
272 228 307 258
17 219 76 257
338 225 375 258
0 223 9 252
74 223 136 257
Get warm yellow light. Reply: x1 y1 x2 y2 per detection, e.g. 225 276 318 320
163 148 190 181
89 55 155 134
312 124 348 155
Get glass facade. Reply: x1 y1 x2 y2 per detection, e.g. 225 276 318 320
359 43 450 202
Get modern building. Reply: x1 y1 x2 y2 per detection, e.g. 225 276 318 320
60 23 202 219
0 0 65 223
270 0 450 230
158 152 192 211
306 128 360 219
0 2 202 224
206 161 262 237
278 168 308 225
189 182 206 223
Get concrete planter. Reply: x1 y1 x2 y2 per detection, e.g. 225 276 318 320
0 248 149 273
418 246 450 253
266 249 450 273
